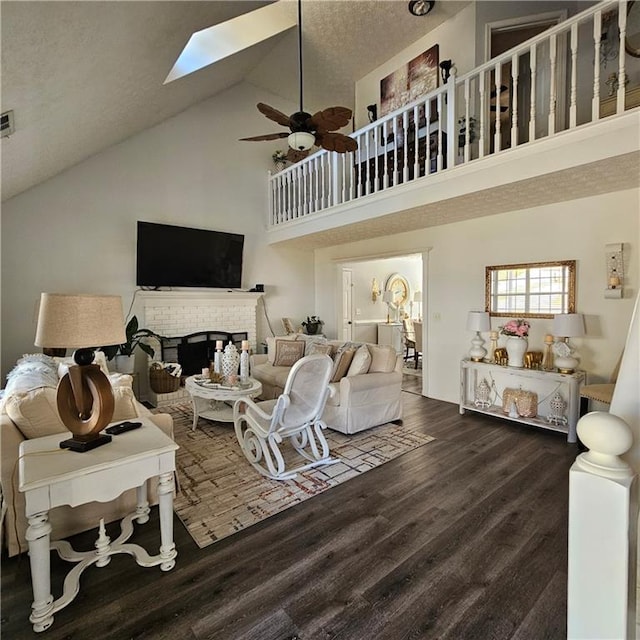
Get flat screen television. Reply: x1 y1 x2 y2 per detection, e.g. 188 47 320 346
136 221 244 289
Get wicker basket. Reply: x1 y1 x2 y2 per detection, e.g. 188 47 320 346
149 363 181 393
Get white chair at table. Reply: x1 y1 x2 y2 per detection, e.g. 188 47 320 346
402 317 416 362
233 354 339 480
413 320 423 369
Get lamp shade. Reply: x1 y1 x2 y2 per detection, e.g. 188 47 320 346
413 291 422 303
382 290 394 303
553 313 585 338
35 293 126 349
466 311 490 332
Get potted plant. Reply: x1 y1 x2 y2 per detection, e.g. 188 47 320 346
272 150 288 172
301 315 323 336
100 315 164 373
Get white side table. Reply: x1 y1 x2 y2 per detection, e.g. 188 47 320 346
18 419 179 633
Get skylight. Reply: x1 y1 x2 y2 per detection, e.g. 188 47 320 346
164 2 296 84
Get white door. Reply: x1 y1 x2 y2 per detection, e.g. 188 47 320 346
342 269 353 341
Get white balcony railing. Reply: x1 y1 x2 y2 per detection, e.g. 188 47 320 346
269 0 637 228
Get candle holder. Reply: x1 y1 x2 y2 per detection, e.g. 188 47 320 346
213 341 223 374
542 334 554 371
240 340 250 382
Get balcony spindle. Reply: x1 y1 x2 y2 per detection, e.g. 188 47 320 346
463 78 471 163
402 110 409 183
511 53 519 148
393 116 399 185
446 66 457 169
593 11 602 121
493 62 502 153
549 34 558 135
570 22 579 128
529 44 537 141
413 105 420 176
365 127 372 195
617 0 628 115
479 72 486 158
382 120 389 188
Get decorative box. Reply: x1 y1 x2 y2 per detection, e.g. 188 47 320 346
502 387 538 418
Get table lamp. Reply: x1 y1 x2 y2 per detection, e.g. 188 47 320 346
466 311 491 361
552 313 585 373
34 293 126 452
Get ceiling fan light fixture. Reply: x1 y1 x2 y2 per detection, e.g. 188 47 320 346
408 0 435 17
288 131 315 151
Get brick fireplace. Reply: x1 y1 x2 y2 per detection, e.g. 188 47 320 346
135 290 262 405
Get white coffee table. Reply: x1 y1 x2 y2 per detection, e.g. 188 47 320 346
185 375 263 431
18 419 178 633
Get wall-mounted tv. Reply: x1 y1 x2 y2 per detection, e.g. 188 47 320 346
136 221 244 289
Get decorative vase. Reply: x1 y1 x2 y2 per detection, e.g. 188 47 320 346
221 342 240 379
274 160 286 173
115 354 135 374
505 336 528 368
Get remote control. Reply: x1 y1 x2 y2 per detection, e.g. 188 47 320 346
105 421 142 435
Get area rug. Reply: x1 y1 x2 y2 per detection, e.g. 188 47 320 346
155 403 435 549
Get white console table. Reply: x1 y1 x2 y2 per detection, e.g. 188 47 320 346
459 359 585 443
18 420 178 632
377 322 403 355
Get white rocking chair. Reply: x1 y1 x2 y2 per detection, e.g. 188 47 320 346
233 354 339 480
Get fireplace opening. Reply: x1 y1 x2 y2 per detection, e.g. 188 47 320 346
160 331 248 376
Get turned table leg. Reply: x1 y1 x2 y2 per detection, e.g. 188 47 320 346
136 481 150 524
26 512 54 633
157 472 177 571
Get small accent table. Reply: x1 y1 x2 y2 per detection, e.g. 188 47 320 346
185 375 263 430
18 419 178 633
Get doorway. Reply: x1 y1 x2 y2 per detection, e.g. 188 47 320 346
486 10 568 148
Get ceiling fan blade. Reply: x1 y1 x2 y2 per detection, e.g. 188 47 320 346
316 132 358 153
308 106 353 132
286 148 310 162
239 132 289 141
257 103 291 128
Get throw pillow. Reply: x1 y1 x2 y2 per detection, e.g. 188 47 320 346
307 341 334 357
266 335 301 364
272 339 305 367
367 344 398 373
347 344 372 376
331 346 357 383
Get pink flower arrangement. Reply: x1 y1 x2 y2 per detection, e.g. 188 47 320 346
500 319 530 337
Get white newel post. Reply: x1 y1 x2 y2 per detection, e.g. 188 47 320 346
568 411 636 640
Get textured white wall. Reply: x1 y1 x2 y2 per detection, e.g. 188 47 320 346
0 82 314 381
315 187 639 404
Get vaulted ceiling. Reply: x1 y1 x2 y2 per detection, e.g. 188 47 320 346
1 0 469 202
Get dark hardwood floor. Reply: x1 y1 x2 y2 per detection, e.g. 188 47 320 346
1 390 578 640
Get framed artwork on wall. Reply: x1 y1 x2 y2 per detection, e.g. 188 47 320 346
380 44 439 117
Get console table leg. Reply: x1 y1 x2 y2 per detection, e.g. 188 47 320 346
136 482 150 524
26 512 54 633
157 472 177 571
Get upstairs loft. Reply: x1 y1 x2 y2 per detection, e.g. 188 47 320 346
266 0 640 250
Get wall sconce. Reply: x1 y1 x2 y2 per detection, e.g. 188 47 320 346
605 243 624 299
371 277 380 302
366 104 377 123
439 59 453 84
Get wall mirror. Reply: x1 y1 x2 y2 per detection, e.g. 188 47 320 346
627 1 640 57
485 260 576 318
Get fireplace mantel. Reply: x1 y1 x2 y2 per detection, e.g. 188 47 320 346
136 290 262 306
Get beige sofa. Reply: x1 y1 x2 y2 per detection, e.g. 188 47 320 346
0 353 173 557
251 336 403 435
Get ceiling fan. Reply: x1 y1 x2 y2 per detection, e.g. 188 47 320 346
240 0 358 162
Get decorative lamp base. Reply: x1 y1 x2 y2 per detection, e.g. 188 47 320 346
59 433 112 452
554 355 579 374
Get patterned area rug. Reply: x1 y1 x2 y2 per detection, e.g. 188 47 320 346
156 403 435 549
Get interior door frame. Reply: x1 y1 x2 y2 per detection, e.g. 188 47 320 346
485 10 568 136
